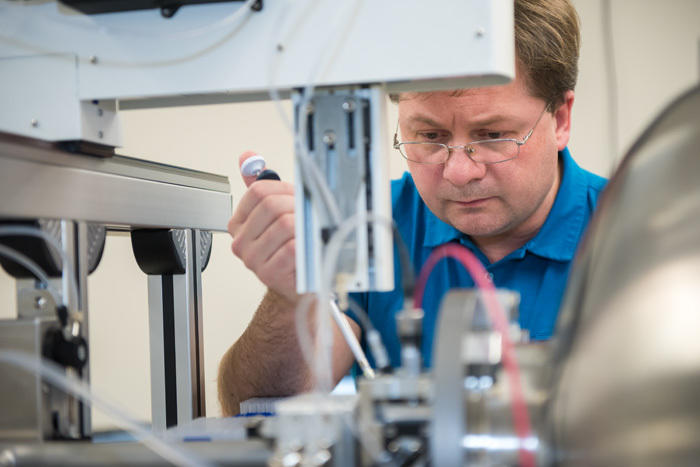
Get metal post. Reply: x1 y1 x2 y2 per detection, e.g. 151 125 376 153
147 274 170 432
60 220 87 439
183 228 206 420
75 221 91 437
147 229 206 431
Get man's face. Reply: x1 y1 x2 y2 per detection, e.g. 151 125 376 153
397 73 572 243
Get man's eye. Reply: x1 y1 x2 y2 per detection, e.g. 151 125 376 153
478 131 504 140
416 131 446 141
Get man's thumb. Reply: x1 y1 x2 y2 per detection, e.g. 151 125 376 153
238 151 265 188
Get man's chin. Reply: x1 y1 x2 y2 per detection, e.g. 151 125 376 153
442 209 507 236
449 219 508 238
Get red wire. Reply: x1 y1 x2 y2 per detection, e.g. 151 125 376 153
413 243 535 467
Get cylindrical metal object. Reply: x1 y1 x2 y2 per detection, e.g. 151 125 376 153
548 85 700 466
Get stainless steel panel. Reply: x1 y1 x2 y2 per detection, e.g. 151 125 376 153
549 85 700 466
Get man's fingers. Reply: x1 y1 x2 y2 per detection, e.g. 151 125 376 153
237 212 295 270
230 193 294 257
228 182 294 237
229 150 297 300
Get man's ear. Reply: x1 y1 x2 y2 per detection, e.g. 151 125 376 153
554 90 575 151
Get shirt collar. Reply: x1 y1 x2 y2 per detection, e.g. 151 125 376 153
423 148 586 262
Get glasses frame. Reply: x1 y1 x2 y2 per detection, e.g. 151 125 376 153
393 105 549 165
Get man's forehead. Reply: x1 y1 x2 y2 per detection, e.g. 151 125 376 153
399 93 527 127
398 88 482 102
397 69 532 105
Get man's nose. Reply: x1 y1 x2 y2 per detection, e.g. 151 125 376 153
442 146 488 185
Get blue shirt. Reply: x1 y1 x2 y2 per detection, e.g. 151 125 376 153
349 148 606 368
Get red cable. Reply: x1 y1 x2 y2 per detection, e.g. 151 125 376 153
414 243 535 467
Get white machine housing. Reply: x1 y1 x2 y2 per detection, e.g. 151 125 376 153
0 0 515 144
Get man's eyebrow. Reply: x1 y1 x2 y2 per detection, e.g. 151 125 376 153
468 114 523 127
403 114 526 128
403 115 448 127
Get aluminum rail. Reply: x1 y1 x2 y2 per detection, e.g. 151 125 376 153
0 134 231 231
0 439 270 466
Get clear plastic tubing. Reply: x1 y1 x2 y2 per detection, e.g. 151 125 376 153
0 350 215 467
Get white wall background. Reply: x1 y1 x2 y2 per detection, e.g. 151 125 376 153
1 0 699 430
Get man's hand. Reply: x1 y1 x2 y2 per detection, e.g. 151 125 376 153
228 151 298 303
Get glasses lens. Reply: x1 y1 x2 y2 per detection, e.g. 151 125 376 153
400 143 447 164
469 140 518 163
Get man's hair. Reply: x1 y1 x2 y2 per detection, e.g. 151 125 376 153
391 0 581 110
515 0 580 109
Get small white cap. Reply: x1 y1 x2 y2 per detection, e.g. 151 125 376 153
240 154 266 177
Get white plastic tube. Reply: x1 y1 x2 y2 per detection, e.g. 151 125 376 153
266 0 365 226
0 226 80 311
266 0 372 391
0 350 214 467
0 244 61 304
310 212 394 392
329 300 375 379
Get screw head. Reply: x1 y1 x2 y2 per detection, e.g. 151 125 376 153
30 119 39 128
77 344 87 363
322 131 336 145
342 100 356 112
89 55 98 64
475 27 485 38
97 108 104 117
35 296 47 309
98 131 104 139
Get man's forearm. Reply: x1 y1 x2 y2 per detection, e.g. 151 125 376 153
217 289 312 416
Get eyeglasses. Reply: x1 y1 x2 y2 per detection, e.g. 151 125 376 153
393 106 548 165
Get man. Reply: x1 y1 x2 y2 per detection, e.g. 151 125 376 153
218 0 606 416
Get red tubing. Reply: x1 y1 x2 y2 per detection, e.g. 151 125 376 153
414 243 535 467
